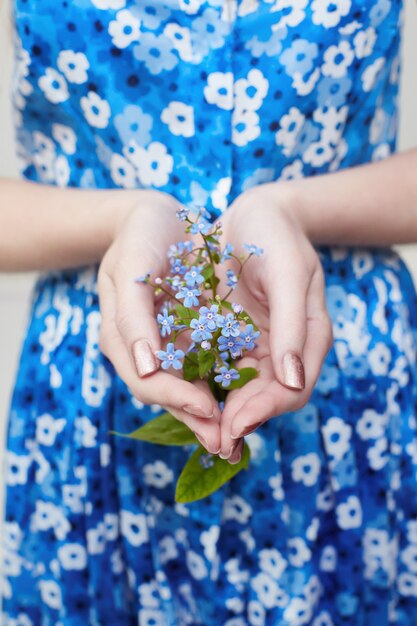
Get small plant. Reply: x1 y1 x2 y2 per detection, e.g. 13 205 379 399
113 206 263 502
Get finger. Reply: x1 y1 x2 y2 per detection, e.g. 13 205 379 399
266 258 310 391
229 313 333 439
99 273 219 419
113 258 163 378
165 405 221 454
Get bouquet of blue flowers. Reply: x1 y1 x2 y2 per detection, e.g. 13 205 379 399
114 206 263 503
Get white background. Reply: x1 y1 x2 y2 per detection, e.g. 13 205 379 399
1 0 417 574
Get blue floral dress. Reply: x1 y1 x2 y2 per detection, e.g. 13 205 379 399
3 1 417 624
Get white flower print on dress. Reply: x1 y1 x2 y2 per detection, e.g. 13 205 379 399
223 495 252 524
232 110 260 147
75 416 97 448
322 42 354 79
200 525 220 561
397 573 417 597
110 153 137 188
288 538 312 568
186 550 208 580
35 414 66 446
234 69 268 111
80 91 111 129
120 510 149 547
354 27 377 59
6 453 31 486
211 176 232 212
87 522 106 555
55 155 70 187
251 573 288 609
304 140 334 167
258 548 287 579
138 609 166 626
91 0 125 8
161 101 195 137
368 437 389 470
142 460 174 488
164 23 193 62
270 0 307 29
283 597 313 626
57 50 89 84
204 72 234 110
39 580 62 610
57 544 87 570
134 142 174 187
291 453 321 486
322 417 352 462
356 409 387 440
108 10 141 49
311 0 351 28
275 107 305 156
38 68 69 104
179 0 204 14
336 495 363 529
362 57 385 92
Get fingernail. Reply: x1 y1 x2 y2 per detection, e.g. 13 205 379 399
231 420 265 440
195 433 209 451
133 339 158 377
219 441 238 460
282 352 305 390
183 404 214 418
228 447 242 465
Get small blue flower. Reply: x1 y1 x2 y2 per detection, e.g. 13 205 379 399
220 243 234 263
184 266 205 287
170 257 187 275
221 313 241 338
157 308 175 338
198 304 224 331
176 207 190 222
168 275 184 291
190 219 212 236
156 343 184 370
218 335 245 358
190 319 213 343
226 269 238 289
243 243 264 257
175 287 201 308
240 324 260 351
214 366 240 388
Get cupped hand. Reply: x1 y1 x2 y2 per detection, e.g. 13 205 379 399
215 183 333 461
98 190 221 453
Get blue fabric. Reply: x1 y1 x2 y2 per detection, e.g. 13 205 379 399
3 1 417 624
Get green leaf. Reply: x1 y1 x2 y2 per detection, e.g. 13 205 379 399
221 300 233 311
201 265 214 280
198 349 216 379
175 442 251 503
227 367 259 390
175 304 199 322
111 412 198 446
183 351 200 381
205 235 219 245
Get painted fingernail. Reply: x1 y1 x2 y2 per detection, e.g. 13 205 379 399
219 441 239 460
231 421 265 440
183 404 214 418
133 339 158 377
282 352 305 390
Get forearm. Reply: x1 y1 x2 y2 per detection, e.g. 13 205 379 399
269 148 417 246
0 179 154 271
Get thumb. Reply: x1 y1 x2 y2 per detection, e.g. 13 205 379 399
114 266 162 378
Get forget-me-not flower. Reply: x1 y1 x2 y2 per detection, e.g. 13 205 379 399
175 287 201 308
156 343 185 370
214 366 240 388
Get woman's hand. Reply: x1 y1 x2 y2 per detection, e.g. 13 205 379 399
216 183 333 461
98 190 221 453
